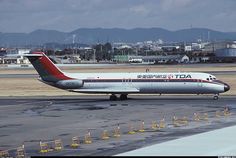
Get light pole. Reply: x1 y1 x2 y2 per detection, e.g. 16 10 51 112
93 49 96 63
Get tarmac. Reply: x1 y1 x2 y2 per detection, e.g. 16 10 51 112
0 95 236 156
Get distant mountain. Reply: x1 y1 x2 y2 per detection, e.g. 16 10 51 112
0 28 236 47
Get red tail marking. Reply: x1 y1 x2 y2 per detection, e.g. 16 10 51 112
33 52 72 80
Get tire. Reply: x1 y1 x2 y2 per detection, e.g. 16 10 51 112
110 95 117 101
120 94 128 100
213 96 219 100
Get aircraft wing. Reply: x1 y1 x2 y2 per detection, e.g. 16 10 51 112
70 87 140 93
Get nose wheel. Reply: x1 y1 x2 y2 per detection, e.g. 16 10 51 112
213 94 219 100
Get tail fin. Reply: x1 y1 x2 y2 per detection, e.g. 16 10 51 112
25 52 71 82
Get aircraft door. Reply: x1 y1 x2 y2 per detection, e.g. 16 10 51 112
128 78 132 86
198 79 203 87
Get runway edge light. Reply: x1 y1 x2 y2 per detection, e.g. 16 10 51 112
84 130 92 144
16 144 26 158
138 120 145 132
113 125 121 138
193 112 200 121
101 130 110 140
54 139 63 151
71 136 80 148
39 141 49 153
172 115 180 127
128 123 136 134
159 118 165 128
151 121 159 130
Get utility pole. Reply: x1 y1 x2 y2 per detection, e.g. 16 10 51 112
93 49 96 63
208 31 210 42
72 34 76 56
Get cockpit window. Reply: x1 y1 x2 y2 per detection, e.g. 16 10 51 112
207 76 216 81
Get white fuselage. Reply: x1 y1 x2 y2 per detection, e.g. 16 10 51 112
47 72 227 94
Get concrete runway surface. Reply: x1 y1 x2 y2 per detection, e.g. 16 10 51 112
0 95 236 156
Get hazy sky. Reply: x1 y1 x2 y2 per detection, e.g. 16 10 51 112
0 0 236 33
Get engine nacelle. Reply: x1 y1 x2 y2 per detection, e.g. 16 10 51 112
56 80 84 89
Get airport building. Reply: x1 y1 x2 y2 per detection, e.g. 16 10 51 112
0 48 6 64
0 48 31 64
189 56 210 63
49 55 81 64
204 41 236 62
126 55 189 64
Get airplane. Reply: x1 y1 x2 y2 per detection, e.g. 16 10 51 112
24 52 230 101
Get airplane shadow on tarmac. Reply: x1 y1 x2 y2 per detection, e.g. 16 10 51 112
41 95 228 102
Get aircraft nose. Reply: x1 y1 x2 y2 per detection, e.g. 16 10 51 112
224 84 230 92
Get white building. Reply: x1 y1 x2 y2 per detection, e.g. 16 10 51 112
184 45 192 52
191 43 202 50
6 48 31 55
3 48 31 64
129 55 190 64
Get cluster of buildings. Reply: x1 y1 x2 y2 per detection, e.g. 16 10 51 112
0 48 31 64
113 40 236 64
0 40 236 65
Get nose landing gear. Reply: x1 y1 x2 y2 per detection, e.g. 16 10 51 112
213 94 219 100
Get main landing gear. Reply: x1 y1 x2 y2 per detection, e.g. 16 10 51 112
213 94 219 100
120 94 128 100
109 94 128 101
110 94 117 101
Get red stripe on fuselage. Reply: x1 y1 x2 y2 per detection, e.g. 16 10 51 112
33 52 72 80
83 78 224 86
